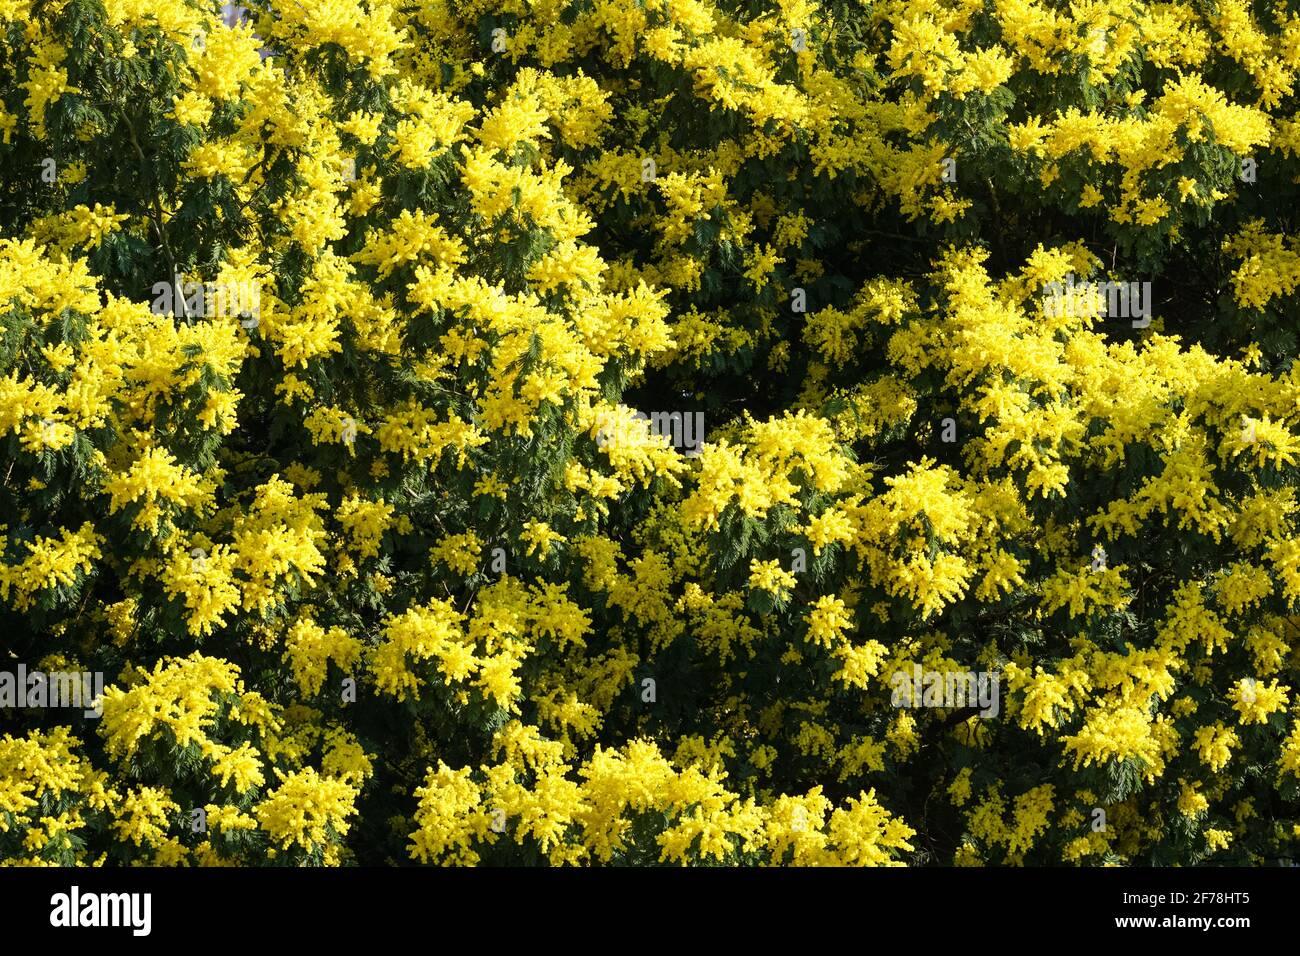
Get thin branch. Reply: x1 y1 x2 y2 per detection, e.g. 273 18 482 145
118 106 187 321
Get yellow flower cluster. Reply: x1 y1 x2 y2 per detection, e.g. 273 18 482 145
3 0 1300 869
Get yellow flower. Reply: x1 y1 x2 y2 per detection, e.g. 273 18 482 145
254 768 360 861
521 521 565 559
747 558 796 599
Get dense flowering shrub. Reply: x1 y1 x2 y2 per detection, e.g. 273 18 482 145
2 0 1300 866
